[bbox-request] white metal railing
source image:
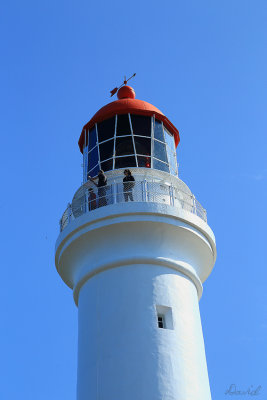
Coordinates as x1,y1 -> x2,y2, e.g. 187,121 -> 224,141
59,180 -> 207,232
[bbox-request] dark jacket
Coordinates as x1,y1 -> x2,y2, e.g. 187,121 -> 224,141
123,175 -> 135,191
98,174 -> 107,187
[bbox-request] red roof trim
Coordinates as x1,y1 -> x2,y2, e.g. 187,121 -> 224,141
78,98 -> 180,153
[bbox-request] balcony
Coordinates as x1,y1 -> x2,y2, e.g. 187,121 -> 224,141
59,178 -> 207,232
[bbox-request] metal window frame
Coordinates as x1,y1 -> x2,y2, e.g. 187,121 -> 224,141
88,144 -> 98,154
153,134 -> 168,164
157,314 -> 165,329
164,126 -> 178,176
83,128 -> 87,183
131,114 -> 152,138
87,146 -> 99,176
112,115 -> 117,169
129,113 -> 138,167
97,117 -> 116,145
153,157 -> 170,173
151,116 -> 154,169
87,128 -> 90,149
98,138 -> 116,164
97,137 -> 116,146
95,123 -> 101,171
100,157 -> 114,171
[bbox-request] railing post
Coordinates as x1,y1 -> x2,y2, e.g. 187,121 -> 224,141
144,179 -> 148,202
192,195 -> 196,215
141,180 -> 145,202
85,189 -> 89,213
67,202 -> 72,224
113,183 -> 117,204
169,184 -> 174,206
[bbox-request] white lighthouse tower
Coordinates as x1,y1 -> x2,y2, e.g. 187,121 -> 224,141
55,83 -> 216,400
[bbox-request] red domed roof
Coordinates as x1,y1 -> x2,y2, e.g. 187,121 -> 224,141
78,87 -> 180,152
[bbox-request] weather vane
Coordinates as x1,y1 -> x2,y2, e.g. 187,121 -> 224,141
110,73 -> 136,97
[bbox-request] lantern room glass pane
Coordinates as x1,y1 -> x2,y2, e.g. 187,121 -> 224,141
97,117 -> 115,143
167,148 -> 177,176
154,120 -> 165,142
137,156 -> 151,168
115,156 -> 136,169
153,140 -> 168,163
115,136 -> 134,156
134,137 -> 151,156
88,147 -> 99,171
153,159 -> 170,173
89,126 -> 97,151
99,139 -> 114,161
101,159 -> 113,172
116,114 -> 131,136
164,128 -> 175,152
131,115 -> 151,137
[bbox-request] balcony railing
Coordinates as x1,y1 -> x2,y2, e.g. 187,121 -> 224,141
60,180 -> 207,232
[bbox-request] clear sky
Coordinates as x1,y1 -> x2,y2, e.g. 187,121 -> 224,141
0,1 -> 266,399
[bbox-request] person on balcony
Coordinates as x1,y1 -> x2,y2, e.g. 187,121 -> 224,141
123,169 -> 135,202
88,170 -> 107,207
88,187 -> 97,210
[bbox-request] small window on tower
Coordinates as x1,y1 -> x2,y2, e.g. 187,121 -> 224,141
158,315 -> 165,329
156,305 -> 173,330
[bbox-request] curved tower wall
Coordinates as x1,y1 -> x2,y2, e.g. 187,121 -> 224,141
56,198 -> 216,400
77,266 -> 209,400
55,85 -> 216,400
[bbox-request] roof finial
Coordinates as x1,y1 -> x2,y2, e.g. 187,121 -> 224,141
110,73 -> 136,97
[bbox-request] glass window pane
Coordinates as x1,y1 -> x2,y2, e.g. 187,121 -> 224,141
153,158 -> 170,173
134,137 -> 151,156
89,126 -> 97,151
116,114 -> 131,136
153,140 -> 168,163
115,136 -> 134,156
115,156 -> 136,169
164,128 -> 175,152
99,139 -> 114,161
88,147 -> 99,171
131,115 -> 151,137
154,120 -> 165,142
166,147 -> 177,175
137,156 -> 151,168
97,117 -> 115,143
101,159 -> 113,172
88,164 -> 100,178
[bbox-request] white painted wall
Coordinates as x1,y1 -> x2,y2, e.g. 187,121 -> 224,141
77,265 -> 211,400
55,192 -> 216,400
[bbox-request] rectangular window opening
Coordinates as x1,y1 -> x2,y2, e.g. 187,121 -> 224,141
158,315 -> 165,329
156,305 -> 174,330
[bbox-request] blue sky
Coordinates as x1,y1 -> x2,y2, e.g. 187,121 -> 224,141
1,1 -> 266,399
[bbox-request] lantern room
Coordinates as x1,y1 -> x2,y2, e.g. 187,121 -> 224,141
78,85 -> 180,182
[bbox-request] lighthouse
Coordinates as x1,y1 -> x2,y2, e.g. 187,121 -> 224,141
55,82 -> 217,400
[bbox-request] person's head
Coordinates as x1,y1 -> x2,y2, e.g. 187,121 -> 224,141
98,169 -> 104,176
124,169 -> 131,176
89,188 -> 93,192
